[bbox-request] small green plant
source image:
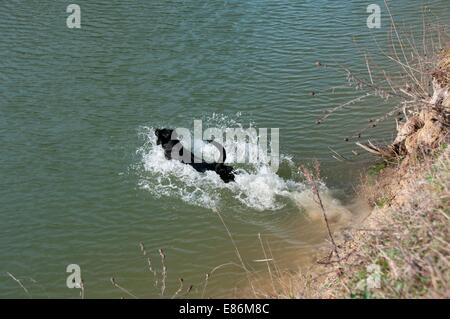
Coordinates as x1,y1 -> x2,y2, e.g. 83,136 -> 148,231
368,162 -> 387,177
375,196 -> 390,208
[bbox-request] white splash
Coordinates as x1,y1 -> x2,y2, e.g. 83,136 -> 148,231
136,115 -> 351,218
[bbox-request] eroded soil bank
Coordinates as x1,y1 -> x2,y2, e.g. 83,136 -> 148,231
301,49 -> 449,299
249,49 -> 450,299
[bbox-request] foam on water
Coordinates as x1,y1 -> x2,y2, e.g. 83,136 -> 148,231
136,115 -> 351,217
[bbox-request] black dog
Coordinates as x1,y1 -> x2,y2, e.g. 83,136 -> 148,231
155,128 -> 235,183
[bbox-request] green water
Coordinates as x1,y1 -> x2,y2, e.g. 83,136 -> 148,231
1,1 -> 449,298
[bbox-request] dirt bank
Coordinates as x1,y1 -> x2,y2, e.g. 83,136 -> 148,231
295,49 -> 450,299
248,49 -> 450,299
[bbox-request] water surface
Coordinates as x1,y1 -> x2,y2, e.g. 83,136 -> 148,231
1,0 -> 449,298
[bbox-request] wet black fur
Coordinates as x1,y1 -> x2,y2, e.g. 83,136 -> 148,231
155,128 -> 235,183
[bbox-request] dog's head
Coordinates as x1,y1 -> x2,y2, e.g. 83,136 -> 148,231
155,128 -> 176,145
215,164 -> 235,183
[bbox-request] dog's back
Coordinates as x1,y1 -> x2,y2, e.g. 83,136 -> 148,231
155,128 -> 235,183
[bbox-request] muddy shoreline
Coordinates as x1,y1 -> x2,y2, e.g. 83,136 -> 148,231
244,49 -> 450,299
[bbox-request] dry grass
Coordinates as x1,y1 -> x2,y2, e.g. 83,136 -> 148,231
335,147 -> 450,298
250,146 -> 449,299
299,162 -> 340,261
